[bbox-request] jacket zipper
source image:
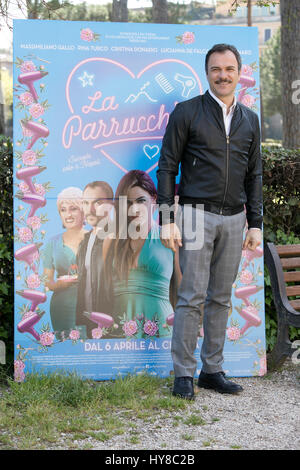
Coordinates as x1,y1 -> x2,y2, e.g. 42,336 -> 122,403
220,135 -> 230,215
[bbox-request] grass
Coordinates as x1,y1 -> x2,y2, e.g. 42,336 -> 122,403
0,370 -> 191,450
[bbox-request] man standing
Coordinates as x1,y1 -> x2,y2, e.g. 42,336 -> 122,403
157,44 -> 262,399
76,181 -> 114,338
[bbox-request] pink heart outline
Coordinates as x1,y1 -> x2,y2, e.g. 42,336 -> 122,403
65,58 -> 203,174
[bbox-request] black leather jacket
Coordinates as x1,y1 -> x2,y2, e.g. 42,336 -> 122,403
157,90 -> 263,229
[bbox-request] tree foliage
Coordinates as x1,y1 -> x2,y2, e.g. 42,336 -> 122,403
260,28 -> 281,118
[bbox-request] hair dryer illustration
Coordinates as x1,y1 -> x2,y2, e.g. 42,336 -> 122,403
21,120 -> 49,150
18,70 -> 48,102
14,243 -> 42,272
242,246 -> 263,269
16,165 -> 46,194
239,306 -> 262,336
15,192 -> 46,218
83,311 -> 114,329
16,289 -> 47,312
17,310 -> 45,341
174,73 -> 196,98
235,285 -> 263,307
238,75 -> 256,101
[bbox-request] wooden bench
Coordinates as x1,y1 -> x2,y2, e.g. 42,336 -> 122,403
264,243 -> 300,369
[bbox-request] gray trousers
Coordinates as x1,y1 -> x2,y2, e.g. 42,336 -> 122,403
172,207 -> 246,376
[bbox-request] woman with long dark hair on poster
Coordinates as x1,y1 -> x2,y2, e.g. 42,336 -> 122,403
103,170 -> 181,338
42,187 -> 87,339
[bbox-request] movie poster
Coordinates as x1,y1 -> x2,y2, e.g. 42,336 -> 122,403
13,20 -> 266,381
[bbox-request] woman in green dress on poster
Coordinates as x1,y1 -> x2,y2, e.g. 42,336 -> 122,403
43,187 -> 87,340
102,170 -> 181,339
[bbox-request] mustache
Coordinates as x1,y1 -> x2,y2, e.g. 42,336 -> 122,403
215,79 -> 232,84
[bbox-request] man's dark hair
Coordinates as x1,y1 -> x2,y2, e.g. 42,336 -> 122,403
83,181 -> 114,200
205,44 -> 242,73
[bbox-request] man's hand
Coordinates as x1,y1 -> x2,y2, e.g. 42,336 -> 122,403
243,228 -> 262,251
160,223 -> 182,253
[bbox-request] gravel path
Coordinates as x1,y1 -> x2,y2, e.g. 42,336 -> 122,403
69,360 -> 300,451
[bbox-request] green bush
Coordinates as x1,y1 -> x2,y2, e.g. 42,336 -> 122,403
0,135 -> 13,370
262,145 -> 300,351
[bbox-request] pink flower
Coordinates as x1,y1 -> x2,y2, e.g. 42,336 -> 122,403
19,92 -> 34,106
240,94 -> 256,108
240,270 -> 254,285
123,320 -> 138,336
29,103 -> 45,119
227,326 -> 241,341
14,360 -> 25,371
19,182 -> 30,193
34,183 -> 46,196
20,61 -> 36,73
69,329 -> 80,341
241,64 -> 253,76
259,355 -> 267,376
182,32 -> 195,45
143,320 -> 158,336
80,28 -> 94,42
22,149 -> 37,166
27,216 -> 42,230
40,332 -> 55,347
92,328 -> 103,339
26,273 -> 41,289
14,369 -> 26,382
18,227 -> 33,243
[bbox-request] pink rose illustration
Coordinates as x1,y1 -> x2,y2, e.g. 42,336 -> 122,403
92,327 -> 103,339
18,227 -> 33,243
26,273 -> 41,289
20,60 -> 36,73
80,28 -> 94,42
241,64 -> 253,76
182,31 -> 195,44
176,31 -> 195,45
246,305 -> 259,316
19,182 -> 30,193
123,320 -> 138,336
22,149 -> 37,166
27,216 -> 42,230
14,360 -> 25,371
240,94 -> 256,108
29,103 -> 45,119
240,270 -> 254,285
23,310 -> 35,320
69,329 -> 80,341
227,326 -> 241,341
14,369 -> 26,382
40,332 -> 55,347
19,92 -> 34,106
143,320 -> 158,336
259,355 -> 267,376
34,183 -> 46,196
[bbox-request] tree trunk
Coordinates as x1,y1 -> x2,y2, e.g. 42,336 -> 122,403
280,0 -> 300,149
26,0 -> 39,19
152,0 -> 168,24
247,0 -> 252,27
111,0 -> 128,22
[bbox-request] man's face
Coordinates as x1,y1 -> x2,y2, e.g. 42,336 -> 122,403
206,50 -> 241,101
82,186 -> 112,228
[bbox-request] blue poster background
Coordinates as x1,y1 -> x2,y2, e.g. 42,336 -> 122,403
13,20 -> 266,381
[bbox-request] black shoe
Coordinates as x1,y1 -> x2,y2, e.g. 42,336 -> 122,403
197,371 -> 243,394
172,377 -> 195,400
